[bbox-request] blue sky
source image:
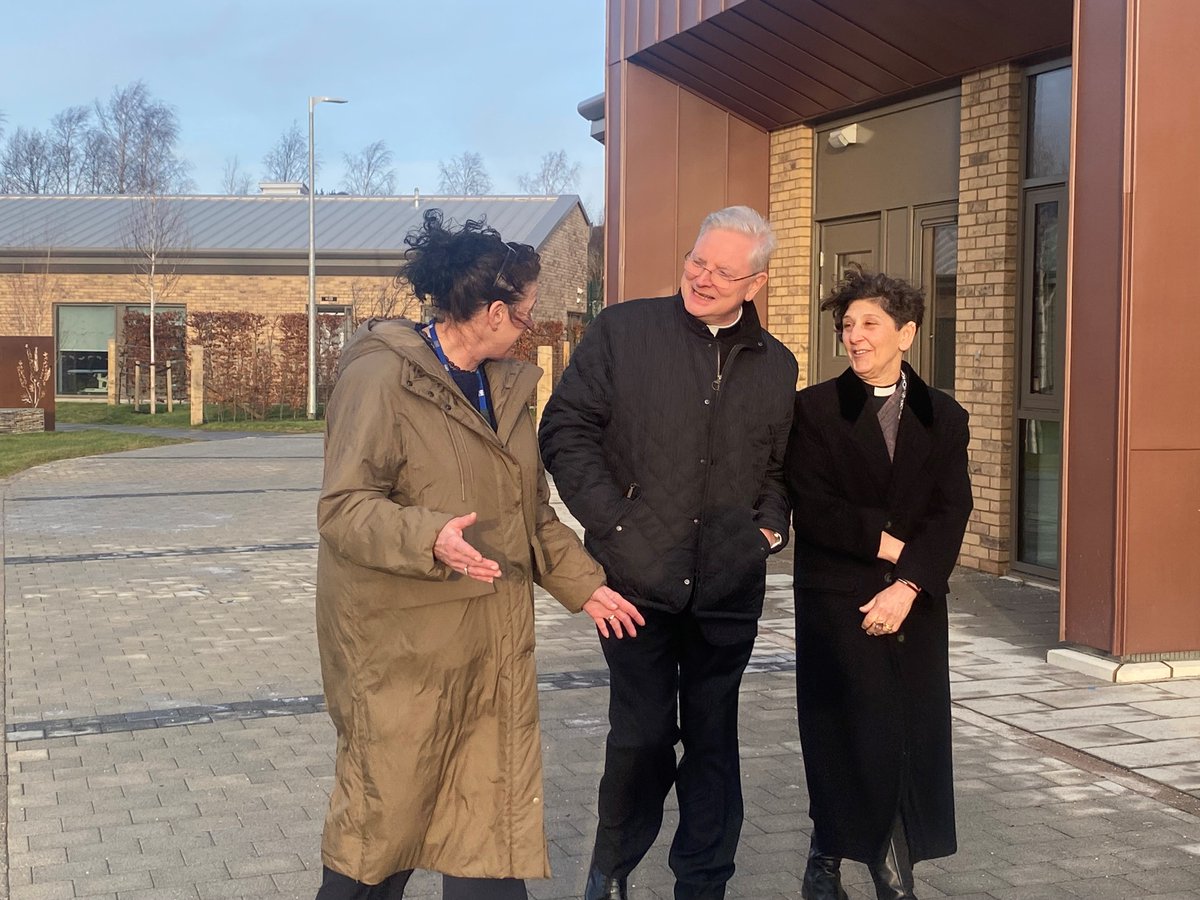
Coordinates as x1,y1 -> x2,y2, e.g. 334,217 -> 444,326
3,0 -> 606,210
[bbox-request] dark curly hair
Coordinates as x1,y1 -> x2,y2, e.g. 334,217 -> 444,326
819,263 -> 925,332
398,208 -> 540,323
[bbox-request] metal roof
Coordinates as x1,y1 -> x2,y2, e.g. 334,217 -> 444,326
0,194 -> 585,258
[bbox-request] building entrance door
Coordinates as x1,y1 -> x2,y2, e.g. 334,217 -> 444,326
814,216 -> 880,384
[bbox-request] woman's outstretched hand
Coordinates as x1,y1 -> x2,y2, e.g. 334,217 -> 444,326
433,512 -> 502,583
583,586 -> 645,638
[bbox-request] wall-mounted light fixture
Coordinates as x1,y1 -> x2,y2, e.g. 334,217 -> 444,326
827,123 -> 863,149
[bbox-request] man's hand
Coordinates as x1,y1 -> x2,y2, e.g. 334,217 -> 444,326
433,512 -> 502,583
583,586 -> 646,638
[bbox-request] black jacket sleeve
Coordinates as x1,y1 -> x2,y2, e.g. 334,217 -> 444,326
752,394 -> 794,548
538,314 -> 625,536
894,406 -> 973,595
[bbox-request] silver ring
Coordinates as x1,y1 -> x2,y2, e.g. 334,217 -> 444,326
463,564 -> 469,576
607,614 -> 617,622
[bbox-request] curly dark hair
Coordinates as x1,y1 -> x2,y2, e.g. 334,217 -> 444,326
819,263 -> 925,332
398,208 -> 541,323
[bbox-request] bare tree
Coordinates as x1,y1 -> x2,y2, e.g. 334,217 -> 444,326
48,106 -> 91,194
262,122 -> 308,183
124,194 -> 191,384
6,243 -> 62,334
349,277 -> 417,321
1,127 -> 53,193
517,149 -> 581,195
80,129 -> 111,194
94,80 -> 190,193
438,151 -> 491,195
342,140 -> 396,195
221,155 -> 254,194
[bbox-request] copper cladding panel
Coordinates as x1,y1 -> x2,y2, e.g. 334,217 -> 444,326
1125,0 -> 1200,451
1061,0 -> 1126,652
1119,0 -> 1200,655
1124,451 -> 1200,654
608,64 -> 769,309
618,0 -> 1071,127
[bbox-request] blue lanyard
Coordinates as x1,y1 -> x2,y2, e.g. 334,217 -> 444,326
427,323 -> 491,423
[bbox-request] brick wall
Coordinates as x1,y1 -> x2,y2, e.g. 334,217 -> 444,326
956,64 -> 1023,573
767,124 -> 814,386
534,204 -> 590,326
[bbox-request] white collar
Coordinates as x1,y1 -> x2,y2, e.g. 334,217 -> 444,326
706,306 -> 744,336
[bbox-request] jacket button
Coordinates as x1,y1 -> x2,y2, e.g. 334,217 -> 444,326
693,518 -> 700,525
885,520 -> 893,530
615,525 -> 623,532
444,404 -> 452,411
683,578 -> 691,585
883,572 -> 893,584
699,458 -> 706,465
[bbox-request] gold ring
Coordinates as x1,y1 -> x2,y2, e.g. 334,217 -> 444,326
463,564 -> 469,575
607,614 -> 617,622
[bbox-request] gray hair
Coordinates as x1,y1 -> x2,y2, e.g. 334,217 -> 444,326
696,206 -> 777,272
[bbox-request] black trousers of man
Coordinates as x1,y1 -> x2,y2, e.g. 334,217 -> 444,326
592,606 -> 756,900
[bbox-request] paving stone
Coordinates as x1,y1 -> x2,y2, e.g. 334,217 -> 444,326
7,434 -> 1200,899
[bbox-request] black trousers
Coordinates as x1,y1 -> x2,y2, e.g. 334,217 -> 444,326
592,607 -> 756,898
316,866 -> 527,900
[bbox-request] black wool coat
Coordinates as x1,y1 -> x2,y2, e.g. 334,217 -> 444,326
784,363 -> 972,864
539,295 -> 797,623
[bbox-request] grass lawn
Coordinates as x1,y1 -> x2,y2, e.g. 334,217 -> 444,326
55,402 -> 326,434
0,430 -> 190,480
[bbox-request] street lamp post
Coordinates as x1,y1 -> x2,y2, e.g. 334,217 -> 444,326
307,95 -> 348,419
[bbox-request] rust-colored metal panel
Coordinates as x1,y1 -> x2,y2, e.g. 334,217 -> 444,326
687,20 -> 856,111
637,0 -> 660,53
619,0 -> 1071,126
1060,0 -> 1126,653
605,63 -> 624,305
1123,450 -> 1200,655
725,117 -> 771,320
647,40 -> 807,124
608,0 -> 624,66
716,13 -> 880,106
1125,0 -> 1200,451
677,90 -> 731,263
0,336 -> 57,431
620,64 -> 682,300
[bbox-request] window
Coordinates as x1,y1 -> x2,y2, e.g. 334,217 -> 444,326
57,305 -> 115,395
1014,63 -> 1070,575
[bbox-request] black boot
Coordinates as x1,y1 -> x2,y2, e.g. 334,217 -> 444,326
868,816 -> 917,900
584,864 -> 628,900
801,841 -> 848,900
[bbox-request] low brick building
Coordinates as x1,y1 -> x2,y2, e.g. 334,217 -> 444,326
0,193 -> 590,397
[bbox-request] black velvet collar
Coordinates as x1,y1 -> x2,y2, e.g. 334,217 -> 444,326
836,361 -> 934,427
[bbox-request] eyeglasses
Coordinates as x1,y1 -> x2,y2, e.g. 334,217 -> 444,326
682,251 -> 762,291
494,242 -> 519,290
507,304 -> 535,331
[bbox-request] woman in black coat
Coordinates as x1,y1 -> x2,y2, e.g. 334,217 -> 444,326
784,266 -> 972,900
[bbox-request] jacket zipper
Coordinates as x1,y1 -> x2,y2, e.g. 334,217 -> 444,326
692,342 -> 746,599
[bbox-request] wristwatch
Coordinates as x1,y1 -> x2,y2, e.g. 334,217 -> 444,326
768,530 -> 783,550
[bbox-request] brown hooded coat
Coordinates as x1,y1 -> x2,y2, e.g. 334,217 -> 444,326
316,319 -> 605,883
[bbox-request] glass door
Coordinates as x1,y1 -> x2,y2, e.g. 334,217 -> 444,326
814,216 -> 880,384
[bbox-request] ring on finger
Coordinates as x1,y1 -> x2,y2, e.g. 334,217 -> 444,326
607,614 -> 617,622
464,564 -> 469,576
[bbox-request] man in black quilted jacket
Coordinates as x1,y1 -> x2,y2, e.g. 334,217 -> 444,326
539,206 -> 798,900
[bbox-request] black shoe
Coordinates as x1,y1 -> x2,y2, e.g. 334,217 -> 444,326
868,817 -> 917,900
584,864 -> 628,900
801,843 -> 848,900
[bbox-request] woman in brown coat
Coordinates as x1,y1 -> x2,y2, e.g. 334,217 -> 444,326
315,210 -> 643,900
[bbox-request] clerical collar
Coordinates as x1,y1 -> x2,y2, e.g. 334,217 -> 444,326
873,381 -> 899,397
706,306 -> 744,336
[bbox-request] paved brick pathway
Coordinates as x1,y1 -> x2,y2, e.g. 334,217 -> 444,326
2,435 -> 1198,898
